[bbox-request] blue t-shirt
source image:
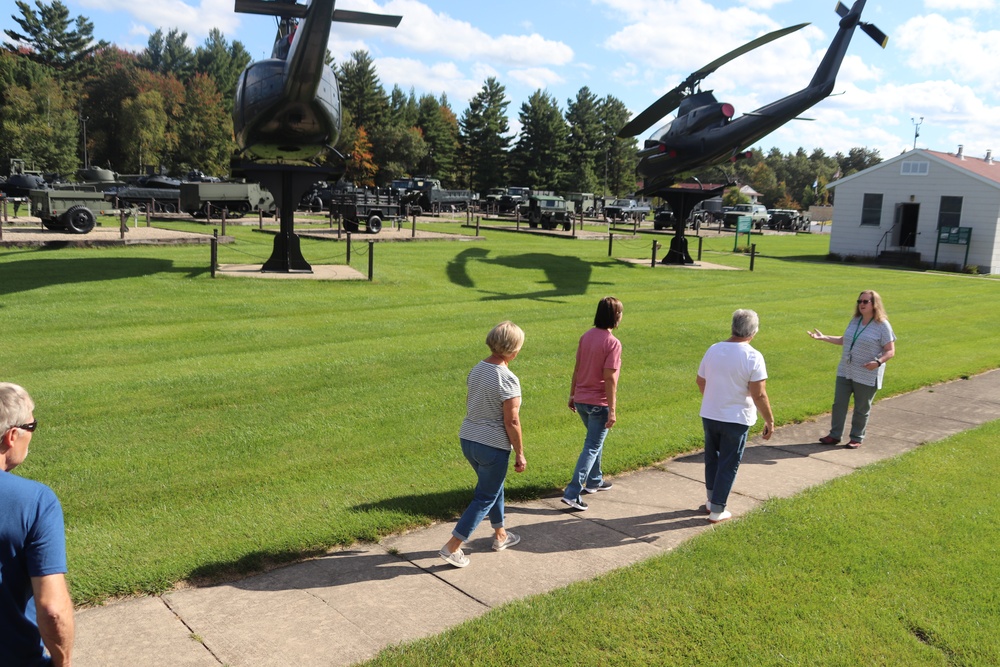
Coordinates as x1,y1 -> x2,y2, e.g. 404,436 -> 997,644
0,470 -> 67,666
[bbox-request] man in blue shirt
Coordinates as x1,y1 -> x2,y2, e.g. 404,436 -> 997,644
1,383 -> 74,666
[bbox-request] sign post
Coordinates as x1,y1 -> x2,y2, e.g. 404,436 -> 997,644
933,226 -> 972,270
734,216 -> 752,251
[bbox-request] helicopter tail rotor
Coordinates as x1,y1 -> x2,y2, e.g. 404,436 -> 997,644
835,1 -> 888,48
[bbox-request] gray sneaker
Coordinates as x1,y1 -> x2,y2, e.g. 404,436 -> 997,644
583,481 -> 613,494
561,496 -> 589,511
439,547 -> 470,568
492,532 -> 521,551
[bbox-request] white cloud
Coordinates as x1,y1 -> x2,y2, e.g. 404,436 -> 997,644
376,0 -> 573,67
507,67 -> 564,91
77,0 -> 240,40
895,14 -> 1000,86
375,56 -> 483,105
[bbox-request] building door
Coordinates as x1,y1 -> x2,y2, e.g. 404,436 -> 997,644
894,203 -> 919,248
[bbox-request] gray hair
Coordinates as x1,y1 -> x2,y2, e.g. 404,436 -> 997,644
731,309 -> 759,338
0,383 -> 34,432
486,321 -> 525,357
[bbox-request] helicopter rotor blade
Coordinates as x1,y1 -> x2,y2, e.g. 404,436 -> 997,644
332,9 -> 402,27
617,88 -> 684,138
617,22 -> 808,138
860,22 -> 888,48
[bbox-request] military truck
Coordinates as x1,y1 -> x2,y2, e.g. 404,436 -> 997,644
564,192 -> 597,217
498,186 -> 530,214
401,176 -> 472,214
766,208 -> 810,231
604,198 -> 650,222
723,203 -> 769,229
524,194 -> 570,230
180,182 -> 275,218
28,186 -> 117,234
484,187 -> 507,211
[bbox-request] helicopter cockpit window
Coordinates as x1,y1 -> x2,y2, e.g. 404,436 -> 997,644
649,120 -> 674,140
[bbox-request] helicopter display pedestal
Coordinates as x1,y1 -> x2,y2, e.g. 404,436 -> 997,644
650,182 -> 729,265
232,161 -> 342,273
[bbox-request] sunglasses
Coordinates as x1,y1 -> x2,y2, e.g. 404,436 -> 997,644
857,299 -> 872,305
12,420 -> 38,432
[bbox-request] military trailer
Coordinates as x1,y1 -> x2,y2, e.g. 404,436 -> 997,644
28,186 -> 117,234
524,194 -> 570,230
180,182 -> 275,218
329,188 -> 402,233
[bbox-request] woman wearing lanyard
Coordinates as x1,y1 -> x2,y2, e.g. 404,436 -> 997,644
808,290 -> 896,448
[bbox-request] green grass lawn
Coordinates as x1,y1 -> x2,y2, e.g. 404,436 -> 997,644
1,223 -> 997,603
363,420 -> 1000,666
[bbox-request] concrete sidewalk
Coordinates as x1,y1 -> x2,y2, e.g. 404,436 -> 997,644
73,370 -> 1000,666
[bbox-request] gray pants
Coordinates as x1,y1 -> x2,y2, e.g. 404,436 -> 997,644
830,375 -> 879,442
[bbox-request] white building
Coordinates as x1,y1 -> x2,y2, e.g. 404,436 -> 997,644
827,147 -> 999,274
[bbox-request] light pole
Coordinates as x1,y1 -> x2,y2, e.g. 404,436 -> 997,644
911,116 -> 923,150
80,113 -> 90,168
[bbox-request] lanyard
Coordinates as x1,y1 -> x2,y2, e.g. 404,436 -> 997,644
849,318 -> 871,352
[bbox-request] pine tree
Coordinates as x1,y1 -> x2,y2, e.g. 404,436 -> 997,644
415,94 -> 457,182
194,29 -> 250,113
138,28 -> 195,81
459,77 -> 510,193
564,86 -> 602,193
510,89 -> 568,190
4,0 -> 108,78
597,95 -> 637,197
338,50 -> 389,133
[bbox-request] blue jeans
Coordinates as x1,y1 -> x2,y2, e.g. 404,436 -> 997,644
563,403 -> 609,501
452,438 -> 510,542
830,375 -> 879,442
702,417 -> 750,512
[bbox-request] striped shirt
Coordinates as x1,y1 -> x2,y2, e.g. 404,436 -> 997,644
458,360 -> 521,451
836,318 -> 896,388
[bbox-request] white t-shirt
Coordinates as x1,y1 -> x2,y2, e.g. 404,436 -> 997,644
698,341 -> 768,426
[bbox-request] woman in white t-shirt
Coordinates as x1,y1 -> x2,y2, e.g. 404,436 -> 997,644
697,309 -> 775,524
440,321 -> 527,568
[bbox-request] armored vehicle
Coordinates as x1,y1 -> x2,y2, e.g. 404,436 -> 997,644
525,194 -> 570,230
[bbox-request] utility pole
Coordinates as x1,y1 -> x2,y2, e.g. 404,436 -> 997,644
911,116 -> 923,150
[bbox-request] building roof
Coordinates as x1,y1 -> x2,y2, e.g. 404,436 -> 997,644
829,147 -> 1000,190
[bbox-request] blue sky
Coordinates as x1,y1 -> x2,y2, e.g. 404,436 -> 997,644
8,0 -> 999,161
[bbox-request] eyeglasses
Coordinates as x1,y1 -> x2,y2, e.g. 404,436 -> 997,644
12,420 -> 38,432
857,299 -> 872,305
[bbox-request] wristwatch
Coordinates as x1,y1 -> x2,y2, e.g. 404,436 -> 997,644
876,358 -> 883,367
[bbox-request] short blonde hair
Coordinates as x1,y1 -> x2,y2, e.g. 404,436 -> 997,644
486,321 -> 525,357
0,383 -> 34,432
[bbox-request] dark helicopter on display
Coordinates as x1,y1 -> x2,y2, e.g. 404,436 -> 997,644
617,0 -> 886,264
619,0 -> 887,196
231,0 -> 401,272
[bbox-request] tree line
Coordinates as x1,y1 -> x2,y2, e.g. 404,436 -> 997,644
2,0 -> 880,205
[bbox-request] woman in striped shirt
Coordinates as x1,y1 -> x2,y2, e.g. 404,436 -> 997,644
440,321 -> 527,568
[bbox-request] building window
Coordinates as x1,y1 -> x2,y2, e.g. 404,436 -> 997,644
861,193 -> 883,226
937,196 -> 962,229
901,161 -> 929,176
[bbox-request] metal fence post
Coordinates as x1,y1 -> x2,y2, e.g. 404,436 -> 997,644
346,231 -> 352,264
368,241 -> 374,281
651,239 -> 658,267
750,243 -> 757,271
211,229 -> 218,278
475,216 -> 480,235
608,233 -> 613,257
221,207 -> 227,237
698,236 -> 704,261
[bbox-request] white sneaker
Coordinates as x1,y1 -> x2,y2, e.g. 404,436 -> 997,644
708,509 -> 732,524
439,547 -> 470,568
492,532 -> 521,551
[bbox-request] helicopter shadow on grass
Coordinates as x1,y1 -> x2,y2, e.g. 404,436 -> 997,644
0,252 -> 207,300
446,247 -> 621,303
